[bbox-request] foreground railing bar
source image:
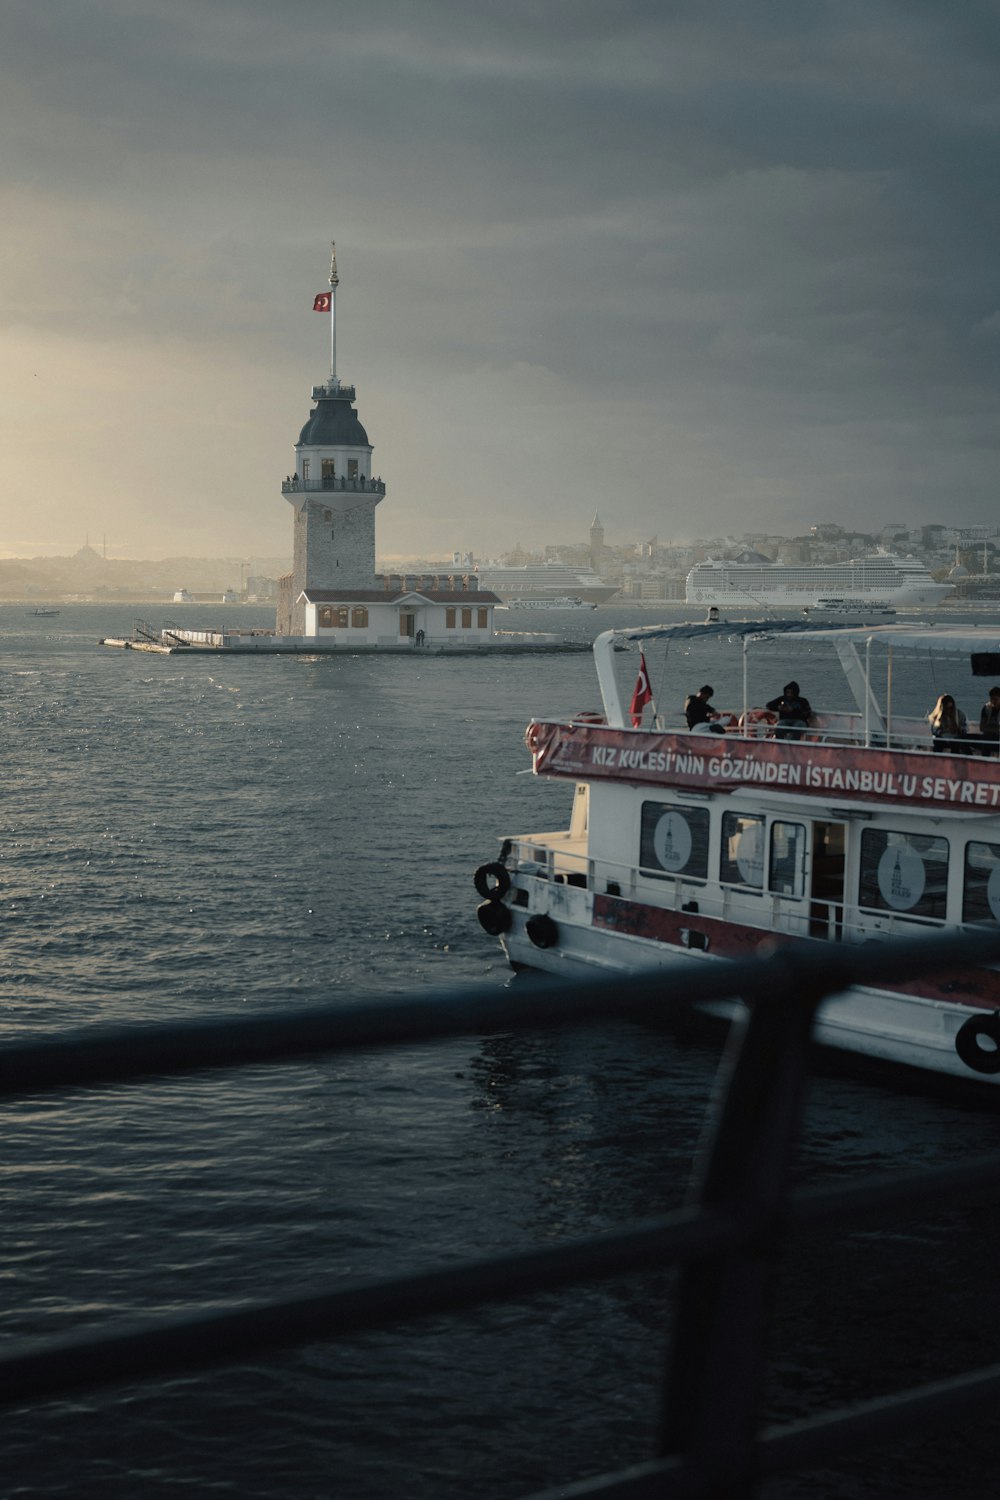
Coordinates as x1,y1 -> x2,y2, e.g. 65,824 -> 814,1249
0,1206 -> 743,1407
2,1146 -> 1000,1409
520,1363 -> 1000,1500
520,1354 -> 1000,1498
3,927 -> 999,1096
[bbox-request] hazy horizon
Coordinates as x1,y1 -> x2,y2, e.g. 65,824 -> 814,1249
3,3 -> 998,561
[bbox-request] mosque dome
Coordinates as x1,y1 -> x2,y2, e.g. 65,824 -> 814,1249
298,395 -> 370,448
949,563 -> 969,578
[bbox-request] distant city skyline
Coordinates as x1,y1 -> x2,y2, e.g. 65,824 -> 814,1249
3,5 -> 999,560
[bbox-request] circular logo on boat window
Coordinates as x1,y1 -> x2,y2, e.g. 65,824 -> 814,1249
987,865 -> 1000,922
876,844 -> 925,910
735,823 -> 765,886
653,811 -> 692,872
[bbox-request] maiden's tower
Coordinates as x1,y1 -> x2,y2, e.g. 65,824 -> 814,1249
275,245 -> 499,646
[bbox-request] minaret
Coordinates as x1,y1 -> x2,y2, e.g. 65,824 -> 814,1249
276,244 -> 386,635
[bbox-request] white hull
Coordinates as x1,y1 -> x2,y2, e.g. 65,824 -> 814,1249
686,556 -> 952,610
500,900 -> 991,1084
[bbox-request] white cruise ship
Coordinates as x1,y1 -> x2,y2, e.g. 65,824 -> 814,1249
473,562 -> 619,604
685,552 -> 952,611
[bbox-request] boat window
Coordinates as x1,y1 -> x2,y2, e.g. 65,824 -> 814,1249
720,812 -> 766,890
858,829 -> 949,921
769,821 -> 806,899
639,803 -> 710,882
962,841 -> 1000,924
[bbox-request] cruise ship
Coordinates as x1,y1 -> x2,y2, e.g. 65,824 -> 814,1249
473,562 -> 619,605
685,552 -> 952,611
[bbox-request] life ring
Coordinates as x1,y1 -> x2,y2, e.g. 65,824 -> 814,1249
474,862 -> 511,901
526,913 -> 559,949
955,1013 -> 1000,1074
477,900 -> 512,936
738,708 -> 778,737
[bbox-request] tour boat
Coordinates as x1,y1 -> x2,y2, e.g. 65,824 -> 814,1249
473,621 -> 1000,1084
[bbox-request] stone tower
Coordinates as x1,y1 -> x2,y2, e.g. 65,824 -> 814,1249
276,244 -> 386,636
589,512 -> 605,574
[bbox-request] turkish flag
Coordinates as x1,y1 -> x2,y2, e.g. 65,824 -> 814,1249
629,652 -> 653,727
313,293 -> 332,311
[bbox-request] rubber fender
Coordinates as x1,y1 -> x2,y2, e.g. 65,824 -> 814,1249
474,862 -> 511,901
526,913 -> 559,949
955,1013 -> 1000,1075
477,900 -> 512,936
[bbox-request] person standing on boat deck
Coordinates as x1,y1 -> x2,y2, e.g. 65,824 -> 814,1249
928,694 -> 968,753
978,687 -> 1000,756
766,681 -> 812,740
685,685 -> 724,733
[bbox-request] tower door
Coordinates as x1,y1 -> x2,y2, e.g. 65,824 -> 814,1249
399,613 -> 415,638
810,821 -> 846,939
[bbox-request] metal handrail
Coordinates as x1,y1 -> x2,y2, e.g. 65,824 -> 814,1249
4,927 -> 1000,1497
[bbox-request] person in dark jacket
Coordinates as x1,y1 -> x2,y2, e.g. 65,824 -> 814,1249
978,687 -> 1000,756
766,681 -> 812,740
684,684 -> 724,732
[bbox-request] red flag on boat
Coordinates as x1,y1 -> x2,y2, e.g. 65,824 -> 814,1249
629,652 -> 653,727
313,292 -> 332,312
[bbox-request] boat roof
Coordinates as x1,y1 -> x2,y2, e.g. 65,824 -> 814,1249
615,621 -> 1000,659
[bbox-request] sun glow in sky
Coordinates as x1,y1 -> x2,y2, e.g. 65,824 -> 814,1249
3,1 -> 999,560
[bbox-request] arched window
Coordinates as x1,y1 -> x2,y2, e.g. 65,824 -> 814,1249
318,606 -> 334,628
335,607 -> 350,628
351,607 -> 368,628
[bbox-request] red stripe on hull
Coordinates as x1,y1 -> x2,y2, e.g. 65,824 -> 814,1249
591,893 -> 1000,1011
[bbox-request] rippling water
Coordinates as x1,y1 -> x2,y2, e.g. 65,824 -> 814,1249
2,602 -> 1000,1498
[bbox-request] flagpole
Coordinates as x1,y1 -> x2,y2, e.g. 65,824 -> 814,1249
328,242 -> 339,387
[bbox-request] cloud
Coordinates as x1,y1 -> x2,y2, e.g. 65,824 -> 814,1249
1,0 -> 999,556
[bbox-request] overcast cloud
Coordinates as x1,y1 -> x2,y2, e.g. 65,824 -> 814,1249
2,0 -> 998,559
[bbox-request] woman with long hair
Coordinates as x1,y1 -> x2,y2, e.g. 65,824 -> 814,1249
928,693 -> 968,753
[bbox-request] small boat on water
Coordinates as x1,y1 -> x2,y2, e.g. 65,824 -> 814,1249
497,597 -> 598,611
26,608 -> 60,617
473,619 -> 1000,1085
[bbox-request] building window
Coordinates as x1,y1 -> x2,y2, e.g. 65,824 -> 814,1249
321,460 -> 336,484
446,608 -> 456,628
477,608 -> 488,629
351,607 -> 368,628
461,608 -> 472,628
348,459 -> 359,479
720,812 -> 765,889
859,829 -> 949,921
639,802 -> 709,881
318,606 -> 334,628
302,459 -> 310,479
323,509 -> 332,522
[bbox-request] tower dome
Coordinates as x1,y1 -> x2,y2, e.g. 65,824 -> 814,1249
298,394 -> 369,447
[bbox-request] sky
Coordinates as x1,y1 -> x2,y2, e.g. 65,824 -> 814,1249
2,0 -> 999,562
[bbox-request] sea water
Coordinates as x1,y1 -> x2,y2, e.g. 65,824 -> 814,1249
2,602 -> 999,1498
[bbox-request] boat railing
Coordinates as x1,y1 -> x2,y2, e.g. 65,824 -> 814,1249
4,930 -> 1000,1495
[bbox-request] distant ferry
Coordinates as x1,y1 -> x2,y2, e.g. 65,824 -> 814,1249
498,597 -> 598,611
474,562 -> 619,605
686,553 -> 952,611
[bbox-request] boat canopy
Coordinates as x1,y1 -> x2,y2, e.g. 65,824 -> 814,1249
595,621 -> 1000,730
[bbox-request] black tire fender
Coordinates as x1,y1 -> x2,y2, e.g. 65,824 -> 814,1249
477,900 -> 512,936
526,913 -> 559,949
474,862 -> 511,901
955,1012 -> 1000,1075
